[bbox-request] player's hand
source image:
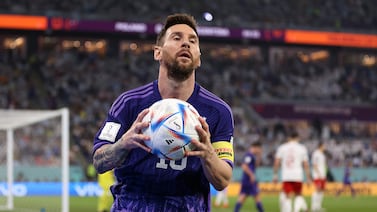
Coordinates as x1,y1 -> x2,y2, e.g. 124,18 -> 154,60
249,175 -> 256,184
306,177 -> 312,186
117,109 -> 151,152
272,174 -> 279,184
185,116 -> 216,161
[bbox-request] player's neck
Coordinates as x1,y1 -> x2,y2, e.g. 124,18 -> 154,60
158,72 -> 195,101
288,139 -> 299,143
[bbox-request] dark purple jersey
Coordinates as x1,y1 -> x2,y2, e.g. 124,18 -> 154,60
93,80 -> 234,211
343,166 -> 352,184
239,152 -> 260,196
241,152 -> 257,185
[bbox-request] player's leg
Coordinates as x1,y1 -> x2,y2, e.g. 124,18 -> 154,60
279,192 -> 287,211
252,182 -> 264,212
292,182 -> 307,212
336,184 -> 344,196
253,194 -> 264,212
215,189 -> 229,208
348,184 -> 356,197
281,182 -> 293,212
311,189 -> 319,211
317,180 -> 326,211
234,193 -> 247,212
311,179 -> 322,211
282,192 -> 292,212
293,195 -> 308,212
214,190 -> 223,207
98,172 -> 115,212
222,189 -> 229,208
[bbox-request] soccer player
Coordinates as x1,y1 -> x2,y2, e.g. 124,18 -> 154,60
97,170 -> 115,212
273,128 -> 311,212
214,187 -> 229,208
336,161 -> 356,197
311,142 -> 326,212
92,13 -> 234,211
234,141 -> 264,212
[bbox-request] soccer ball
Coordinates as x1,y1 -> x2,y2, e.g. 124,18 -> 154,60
142,98 -> 201,160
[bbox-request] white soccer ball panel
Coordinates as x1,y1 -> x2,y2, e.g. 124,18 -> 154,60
141,98 -> 201,160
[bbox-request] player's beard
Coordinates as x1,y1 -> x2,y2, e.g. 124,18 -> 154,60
164,54 -> 196,82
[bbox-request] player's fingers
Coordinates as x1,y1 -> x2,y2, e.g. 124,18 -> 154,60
185,148 -> 203,157
134,121 -> 150,133
133,140 -> 151,153
189,138 -> 204,150
195,125 -> 211,145
133,133 -> 150,141
198,116 -> 210,133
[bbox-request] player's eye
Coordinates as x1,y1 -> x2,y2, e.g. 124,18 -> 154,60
189,39 -> 197,44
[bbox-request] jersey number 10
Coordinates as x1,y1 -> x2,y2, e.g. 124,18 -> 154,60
156,158 -> 187,170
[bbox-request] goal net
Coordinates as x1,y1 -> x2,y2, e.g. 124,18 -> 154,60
0,108 -> 69,212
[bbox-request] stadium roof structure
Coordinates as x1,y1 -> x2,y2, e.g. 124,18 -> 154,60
0,109 -> 64,130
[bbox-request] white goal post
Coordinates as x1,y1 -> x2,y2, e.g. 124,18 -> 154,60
0,108 -> 69,212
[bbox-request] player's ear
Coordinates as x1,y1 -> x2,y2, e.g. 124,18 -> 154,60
154,45 -> 162,61
196,51 -> 201,69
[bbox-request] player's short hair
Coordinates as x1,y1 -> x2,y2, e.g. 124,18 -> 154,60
286,126 -> 299,139
251,141 -> 262,148
156,13 -> 198,46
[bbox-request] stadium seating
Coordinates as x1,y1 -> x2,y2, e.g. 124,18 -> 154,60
1,1 -> 377,181
0,0 -> 376,31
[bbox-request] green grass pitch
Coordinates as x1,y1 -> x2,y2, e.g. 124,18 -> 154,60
1,195 -> 376,211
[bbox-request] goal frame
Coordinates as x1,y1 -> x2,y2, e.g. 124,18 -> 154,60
0,108 -> 69,212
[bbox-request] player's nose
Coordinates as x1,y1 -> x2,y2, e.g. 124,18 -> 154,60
181,39 -> 190,49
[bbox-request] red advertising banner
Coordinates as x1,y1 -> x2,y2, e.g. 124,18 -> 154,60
0,14 -> 47,30
285,29 -> 377,49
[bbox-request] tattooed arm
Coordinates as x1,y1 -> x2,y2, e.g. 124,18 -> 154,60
93,109 -> 151,174
93,142 -> 130,174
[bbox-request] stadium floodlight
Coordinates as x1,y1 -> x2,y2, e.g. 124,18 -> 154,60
203,12 -> 213,22
0,108 -> 69,212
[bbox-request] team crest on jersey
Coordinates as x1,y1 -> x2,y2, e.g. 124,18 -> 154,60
99,122 -> 121,142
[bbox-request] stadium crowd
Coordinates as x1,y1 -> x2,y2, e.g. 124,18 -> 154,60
1,41 -> 377,181
0,0 -> 376,32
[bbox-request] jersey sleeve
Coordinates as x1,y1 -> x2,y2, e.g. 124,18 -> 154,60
311,151 -> 318,165
275,146 -> 283,159
210,103 -> 234,167
92,112 -> 127,155
92,94 -> 133,155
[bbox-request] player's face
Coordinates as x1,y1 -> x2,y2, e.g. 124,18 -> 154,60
251,146 -> 262,155
156,24 -> 201,81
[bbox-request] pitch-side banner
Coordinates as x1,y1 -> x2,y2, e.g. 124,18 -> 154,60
0,182 -> 377,197
0,182 -> 102,197
228,182 -> 377,196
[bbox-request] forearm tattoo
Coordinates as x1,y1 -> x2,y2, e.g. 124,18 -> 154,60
93,142 -> 129,173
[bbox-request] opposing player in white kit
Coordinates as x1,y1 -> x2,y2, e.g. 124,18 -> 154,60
311,142 -> 326,212
273,129 -> 311,212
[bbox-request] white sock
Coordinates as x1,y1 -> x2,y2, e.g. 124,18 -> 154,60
318,192 -> 324,209
311,191 -> 319,211
279,192 -> 291,212
279,192 -> 285,210
294,196 -> 307,212
215,191 -> 224,205
284,198 -> 292,212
